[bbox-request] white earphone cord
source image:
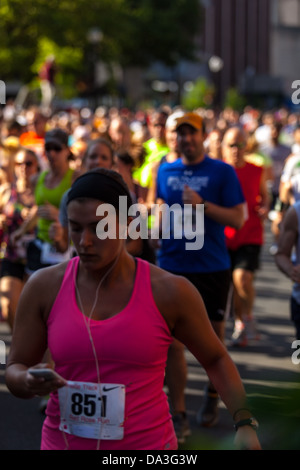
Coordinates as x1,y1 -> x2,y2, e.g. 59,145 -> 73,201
61,252 -> 121,450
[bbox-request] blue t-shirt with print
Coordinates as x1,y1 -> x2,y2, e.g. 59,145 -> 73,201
156,156 -> 245,273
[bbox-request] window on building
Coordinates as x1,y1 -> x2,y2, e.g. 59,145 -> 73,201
279,0 -> 300,27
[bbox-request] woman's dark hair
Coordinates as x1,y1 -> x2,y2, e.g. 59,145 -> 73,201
67,167 -> 133,210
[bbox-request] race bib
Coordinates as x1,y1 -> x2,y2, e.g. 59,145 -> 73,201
58,381 -> 125,440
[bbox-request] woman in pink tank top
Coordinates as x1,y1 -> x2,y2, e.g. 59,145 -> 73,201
5,168 -> 261,451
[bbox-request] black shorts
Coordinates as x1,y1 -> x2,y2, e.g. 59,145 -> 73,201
170,269 -> 232,322
228,244 -> 261,272
0,259 -> 26,281
291,297 -> 300,340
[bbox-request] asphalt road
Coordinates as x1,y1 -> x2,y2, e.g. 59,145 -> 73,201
0,222 -> 299,450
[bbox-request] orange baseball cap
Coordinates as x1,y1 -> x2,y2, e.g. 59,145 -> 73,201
176,112 -> 203,131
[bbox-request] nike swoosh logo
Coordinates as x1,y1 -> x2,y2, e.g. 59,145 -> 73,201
102,386 -> 119,392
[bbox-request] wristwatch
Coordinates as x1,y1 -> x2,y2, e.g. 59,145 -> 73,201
234,417 -> 259,432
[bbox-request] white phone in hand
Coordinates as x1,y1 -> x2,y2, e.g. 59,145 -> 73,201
28,368 -> 63,381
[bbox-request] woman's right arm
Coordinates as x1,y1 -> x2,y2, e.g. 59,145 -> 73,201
5,267 -> 66,398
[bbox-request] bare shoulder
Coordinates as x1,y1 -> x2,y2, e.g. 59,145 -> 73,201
149,263 -> 191,294
27,261 -> 68,286
22,261 -> 70,321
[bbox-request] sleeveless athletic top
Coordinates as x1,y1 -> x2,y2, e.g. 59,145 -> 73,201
225,162 -> 264,250
34,168 -> 73,242
41,257 -> 177,450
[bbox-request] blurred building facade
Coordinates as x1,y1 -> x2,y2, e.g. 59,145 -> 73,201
200,0 -> 271,105
193,0 -> 300,108
121,0 -> 300,109
271,0 -> 300,99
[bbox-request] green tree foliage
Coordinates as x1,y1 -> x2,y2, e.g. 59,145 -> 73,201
0,0 -> 201,94
122,0 -> 201,66
224,87 -> 247,112
182,78 -> 215,110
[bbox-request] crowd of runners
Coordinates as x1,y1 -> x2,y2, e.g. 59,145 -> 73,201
1,99 -> 300,450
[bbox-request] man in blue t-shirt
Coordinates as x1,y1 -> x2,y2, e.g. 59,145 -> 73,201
156,112 -> 245,442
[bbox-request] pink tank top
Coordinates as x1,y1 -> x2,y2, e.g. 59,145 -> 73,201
41,257 -> 177,450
